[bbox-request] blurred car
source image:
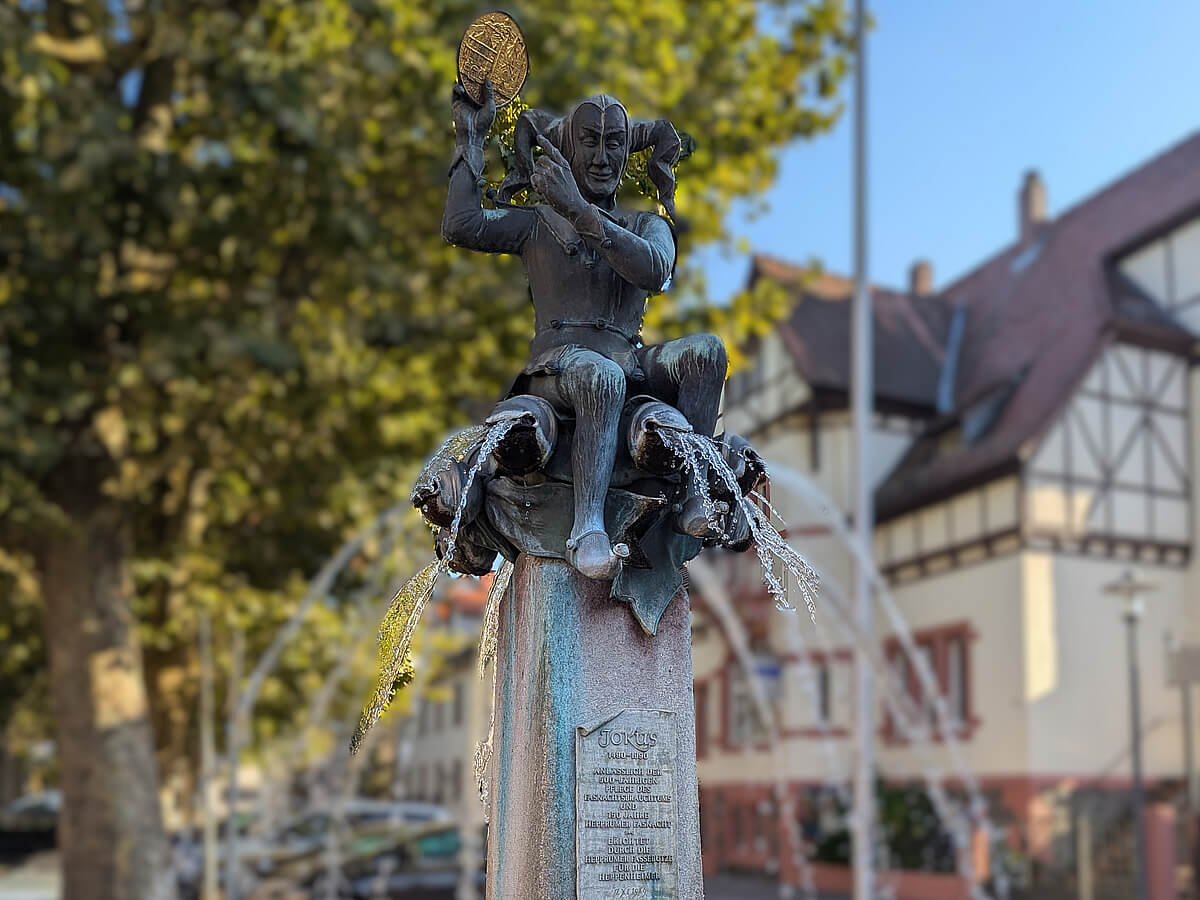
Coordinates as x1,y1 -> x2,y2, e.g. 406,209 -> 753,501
291,822 -> 486,899
176,800 -> 450,898
0,791 -> 60,859
241,801 -> 450,875
339,799 -> 450,830
173,810 -> 259,900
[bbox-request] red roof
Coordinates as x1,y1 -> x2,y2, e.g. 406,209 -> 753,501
749,258 -> 951,414
435,570 -> 493,620
750,130 -> 1200,521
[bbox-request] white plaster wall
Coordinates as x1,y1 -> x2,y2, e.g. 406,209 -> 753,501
1024,553 -> 1194,780
690,613 -> 728,683
1189,367 -> 1200,648
404,664 -> 486,813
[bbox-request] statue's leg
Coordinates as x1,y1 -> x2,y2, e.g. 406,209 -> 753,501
639,333 -> 728,437
640,335 -> 730,539
538,348 -> 626,580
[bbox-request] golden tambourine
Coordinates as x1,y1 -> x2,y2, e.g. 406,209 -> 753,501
457,11 -> 529,108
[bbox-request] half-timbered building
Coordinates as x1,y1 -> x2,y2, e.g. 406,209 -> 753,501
694,131 -> 1200,879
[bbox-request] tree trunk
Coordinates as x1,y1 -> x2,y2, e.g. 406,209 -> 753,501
35,503 -> 178,900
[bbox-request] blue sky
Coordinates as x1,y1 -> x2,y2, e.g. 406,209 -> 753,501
701,0 -> 1200,300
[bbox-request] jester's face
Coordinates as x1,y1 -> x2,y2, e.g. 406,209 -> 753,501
567,97 -> 630,204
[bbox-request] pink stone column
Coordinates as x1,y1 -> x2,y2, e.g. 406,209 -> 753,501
485,555 -> 702,899
1144,802 -> 1177,900
961,826 -> 989,886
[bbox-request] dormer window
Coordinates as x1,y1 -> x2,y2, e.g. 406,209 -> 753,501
1118,215 -> 1200,332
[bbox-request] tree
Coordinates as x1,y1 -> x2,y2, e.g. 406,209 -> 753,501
0,0 -> 851,895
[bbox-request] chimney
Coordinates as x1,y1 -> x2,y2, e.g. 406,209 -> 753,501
1019,170 -> 1047,243
909,259 -> 933,296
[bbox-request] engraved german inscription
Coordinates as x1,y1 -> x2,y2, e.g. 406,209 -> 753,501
576,708 -> 677,899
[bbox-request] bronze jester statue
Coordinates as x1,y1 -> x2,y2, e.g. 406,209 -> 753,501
415,78 -> 766,633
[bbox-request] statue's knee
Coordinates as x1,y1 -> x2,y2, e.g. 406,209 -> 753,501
693,333 -> 727,375
568,353 -> 625,402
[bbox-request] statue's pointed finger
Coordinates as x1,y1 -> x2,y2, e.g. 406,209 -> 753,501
536,134 -> 569,168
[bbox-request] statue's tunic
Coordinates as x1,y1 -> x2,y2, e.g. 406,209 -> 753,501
442,160 -> 677,393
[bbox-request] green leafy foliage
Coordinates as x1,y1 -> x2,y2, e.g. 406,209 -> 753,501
0,550 -> 43,732
811,777 -> 960,872
0,0 -> 851,766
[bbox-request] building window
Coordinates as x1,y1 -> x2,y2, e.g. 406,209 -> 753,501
711,792 -> 725,854
453,682 -> 464,727
450,758 -> 462,803
886,652 -> 911,735
433,699 -> 444,732
816,662 -> 831,724
727,666 -> 773,748
432,763 -> 443,804
917,639 -> 937,727
695,682 -> 709,758
884,624 -> 975,741
946,635 -> 967,726
419,701 -> 430,735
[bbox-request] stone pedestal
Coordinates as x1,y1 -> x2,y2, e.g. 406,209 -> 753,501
1144,802 -> 1177,900
486,555 -> 702,899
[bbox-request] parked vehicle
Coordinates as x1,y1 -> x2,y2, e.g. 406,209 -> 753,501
175,800 -> 451,898
294,822 -> 486,900
0,791 -> 60,859
339,799 -> 450,830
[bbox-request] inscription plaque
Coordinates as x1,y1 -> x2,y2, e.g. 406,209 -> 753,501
576,708 -> 678,899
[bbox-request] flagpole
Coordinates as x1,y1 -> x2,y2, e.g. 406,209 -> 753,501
850,1 -> 875,898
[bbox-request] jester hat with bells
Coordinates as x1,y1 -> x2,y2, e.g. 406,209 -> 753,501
498,95 -> 683,225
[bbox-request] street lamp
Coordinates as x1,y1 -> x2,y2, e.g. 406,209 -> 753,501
1102,569 -> 1156,900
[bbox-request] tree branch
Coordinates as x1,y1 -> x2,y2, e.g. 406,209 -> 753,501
134,54 -> 175,152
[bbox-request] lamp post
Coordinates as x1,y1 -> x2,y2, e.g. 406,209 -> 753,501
1102,570 -> 1155,900
1166,631 -> 1200,897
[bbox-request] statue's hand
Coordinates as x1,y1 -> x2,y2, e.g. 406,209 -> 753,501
531,135 -> 587,218
452,79 -> 496,143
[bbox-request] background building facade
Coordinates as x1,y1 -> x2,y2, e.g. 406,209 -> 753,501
695,132 -> 1200,886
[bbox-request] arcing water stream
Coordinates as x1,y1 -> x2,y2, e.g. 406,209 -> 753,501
687,555 -> 844,900
663,430 -> 821,622
473,558 -> 513,811
691,460 -> 1011,899
351,419 -> 519,754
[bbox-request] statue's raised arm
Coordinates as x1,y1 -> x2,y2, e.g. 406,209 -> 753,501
441,80 -> 537,254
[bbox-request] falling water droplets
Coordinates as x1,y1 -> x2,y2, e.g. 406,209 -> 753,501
659,430 -> 820,621
473,559 -> 513,814
355,420 -> 518,753
351,561 -> 442,754
446,418 -> 518,554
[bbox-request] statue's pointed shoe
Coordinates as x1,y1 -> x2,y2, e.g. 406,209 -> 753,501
565,529 -> 629,581
675,495 -> 725,541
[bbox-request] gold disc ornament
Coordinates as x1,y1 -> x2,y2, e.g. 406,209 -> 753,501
457,11 -> 529,108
